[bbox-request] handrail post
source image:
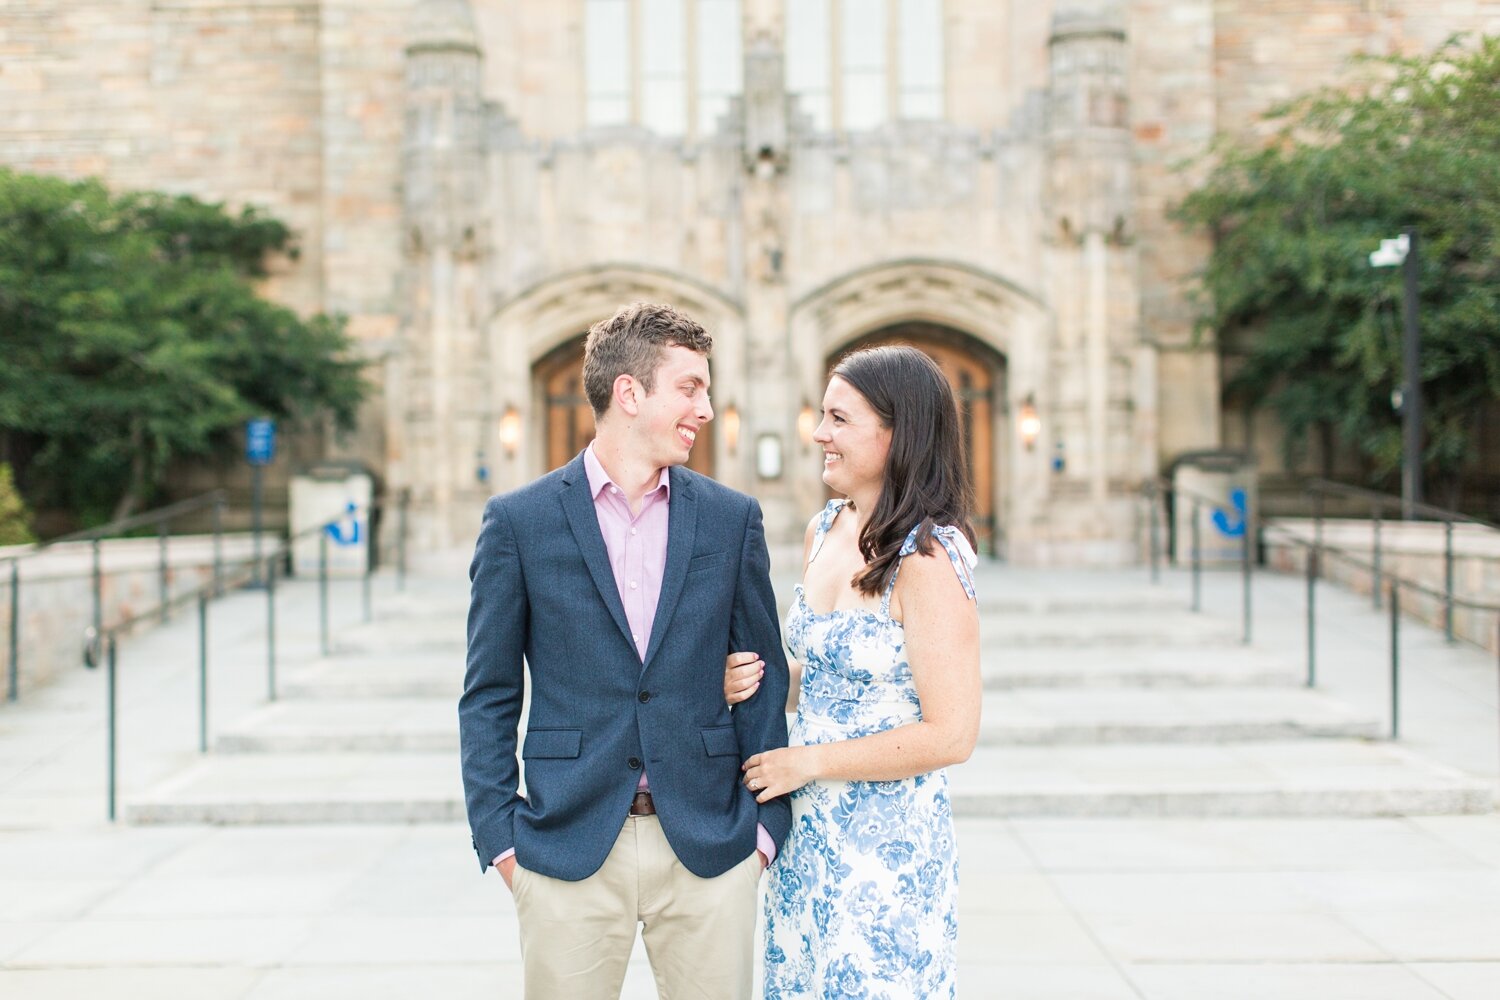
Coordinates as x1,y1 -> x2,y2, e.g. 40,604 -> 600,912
90,538 -> 103,669
1149,483 -> 1161,584
7,560 -> 18,702
1389,582 -> 1401,740
1190,498 -> 1202,613
266,551 -> 278,702
106,634 -> 118,822
319,528 -> 330,656
1443,519 -> 1455,643
1306,543 -> 1317,688
158,516 -> 170,624
363,506 -> 373,624
1371,506 -> 1383,610
397,489 -> 409,593
198,592 -> 209,753
212,494 -> 225,598
1241,499 -> 1253,645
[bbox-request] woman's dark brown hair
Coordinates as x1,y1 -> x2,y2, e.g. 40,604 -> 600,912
831,344 -> 976,597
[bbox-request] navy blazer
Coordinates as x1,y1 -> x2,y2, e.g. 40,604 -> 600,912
460,453 -> 792,880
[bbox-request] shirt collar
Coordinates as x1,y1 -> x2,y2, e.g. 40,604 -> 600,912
584,443 -> 671,501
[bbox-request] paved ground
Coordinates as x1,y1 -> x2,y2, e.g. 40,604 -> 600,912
2,550 -> 1498,999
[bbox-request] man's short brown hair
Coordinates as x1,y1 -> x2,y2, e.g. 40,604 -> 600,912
581,302 -> 713,418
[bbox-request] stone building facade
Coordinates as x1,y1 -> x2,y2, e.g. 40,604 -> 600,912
4,0 -> 1495,559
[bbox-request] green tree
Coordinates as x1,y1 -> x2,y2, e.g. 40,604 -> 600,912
0,462 -> 35,546
0,170 -> 367,523
1175,36 -> 1500,500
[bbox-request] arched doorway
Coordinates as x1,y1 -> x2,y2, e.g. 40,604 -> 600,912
831,324 -> 1004,550
534,336 -> 715,476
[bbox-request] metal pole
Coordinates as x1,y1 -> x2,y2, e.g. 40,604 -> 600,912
90,538 -> 103,668
1241,503 -> 1252,645
251,463 -> 265,587
1400,227 -> 1423,518
1191,499 -> 1202,613
158,516 -> 170,624
212,495 -> 225,598
106,634 -> 117,822
1372,507 -> 1383,610
363,538 -> 373,624
1389,583 -> 1401,740
397,489 -> 409,593
7,561 -> 18,702
1149,485 -> 1161,584
1443,519 -> 1455,643
266,553 -> 278,702
1306,545 -> 1317,688
198,592 -> 209,753
319,528 -> 330,656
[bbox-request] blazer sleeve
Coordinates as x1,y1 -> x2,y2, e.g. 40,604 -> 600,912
459,496 -> 528,871
728,497 -> 793,850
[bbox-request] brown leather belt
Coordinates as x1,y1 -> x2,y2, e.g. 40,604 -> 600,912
629,791 -> 656,816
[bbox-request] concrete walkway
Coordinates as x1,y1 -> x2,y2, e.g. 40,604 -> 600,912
1,553 -> 1498,999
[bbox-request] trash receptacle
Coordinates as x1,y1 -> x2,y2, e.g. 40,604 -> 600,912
1168,451 -> 1255,567
289,462 -> 372,578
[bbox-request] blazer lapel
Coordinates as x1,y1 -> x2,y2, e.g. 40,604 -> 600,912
641,467 -> 697,671
559,455 -> 636,652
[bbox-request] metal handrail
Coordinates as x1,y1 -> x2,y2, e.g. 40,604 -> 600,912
88,493 -> 410,821
1306,477 -> 1500,531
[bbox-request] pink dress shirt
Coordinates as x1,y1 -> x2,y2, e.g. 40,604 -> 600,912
495,445 -> 774,868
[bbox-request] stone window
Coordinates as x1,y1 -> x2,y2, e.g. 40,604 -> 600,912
786,0 -> 945,132
584,0 -> 744,137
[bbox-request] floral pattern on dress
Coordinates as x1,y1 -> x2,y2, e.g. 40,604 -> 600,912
763,500 -> 976,1000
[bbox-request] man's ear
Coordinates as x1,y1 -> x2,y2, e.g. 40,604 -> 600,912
612,374 -> 640,417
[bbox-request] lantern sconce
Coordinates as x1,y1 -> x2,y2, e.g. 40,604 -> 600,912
723,404 -> 741,455
1018,395 -> 1041,452
497,406 -> 522,458
797,401 -> 817,449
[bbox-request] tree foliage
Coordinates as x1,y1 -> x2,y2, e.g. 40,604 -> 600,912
0,170 -> 368,524
0,462 -> 34,546
1175,36 -> 1500,494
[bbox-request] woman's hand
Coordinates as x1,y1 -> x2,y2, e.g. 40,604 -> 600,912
724,650 -> 764,706
742,747 -> 819,803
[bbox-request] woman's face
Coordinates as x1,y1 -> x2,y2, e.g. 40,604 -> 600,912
813,375 -> 892,499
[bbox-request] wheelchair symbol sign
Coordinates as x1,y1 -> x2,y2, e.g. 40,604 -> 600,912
324,501 -> 362,546
1211,488 -> 1248,539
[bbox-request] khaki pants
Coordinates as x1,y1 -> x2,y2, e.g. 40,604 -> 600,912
511,815 -> 761,1000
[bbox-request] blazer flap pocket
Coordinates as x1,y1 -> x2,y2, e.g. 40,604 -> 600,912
687,551 -> 730,573
700,725 -> 739,757
521,729 -> 582,759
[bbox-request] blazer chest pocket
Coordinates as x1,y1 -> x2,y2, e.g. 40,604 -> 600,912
700,726 -> 738,757
522,729 -> 582,759
687,551 -> 730,574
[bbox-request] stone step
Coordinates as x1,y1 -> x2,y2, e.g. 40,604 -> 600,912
979,611 -> 1240,647
124,741 -> 1492,826
215,686 -> 1379,754
977,689 -> 1380,744
277,655 -> 460,700
949,742 -> 1493,818
981,645 -> 1301,689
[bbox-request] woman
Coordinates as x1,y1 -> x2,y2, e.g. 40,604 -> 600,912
727,345 -> 981,999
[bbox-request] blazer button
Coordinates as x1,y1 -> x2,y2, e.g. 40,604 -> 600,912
638,691 -> 651,703
628,757 -> 642,770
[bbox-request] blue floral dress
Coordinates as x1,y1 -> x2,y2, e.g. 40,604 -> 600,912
763,500 -> 977,1000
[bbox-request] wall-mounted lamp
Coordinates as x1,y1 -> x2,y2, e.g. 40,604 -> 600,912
797,402 -> 817,449
723,404 -> 741,455
497,406 -> 522,458
1018,395 -> 1041,451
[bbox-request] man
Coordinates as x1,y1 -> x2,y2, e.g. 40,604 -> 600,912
460,302 -> 792,998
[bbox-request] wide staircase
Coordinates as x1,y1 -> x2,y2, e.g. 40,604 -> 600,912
123,561 -> 1493,824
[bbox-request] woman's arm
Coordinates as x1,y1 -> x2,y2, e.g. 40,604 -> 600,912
741,548 -> 980,800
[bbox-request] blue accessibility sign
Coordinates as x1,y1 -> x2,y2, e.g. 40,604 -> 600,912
1211,488 -> 1248,538
324,501 -> 363,546
246,419 -> 276,466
